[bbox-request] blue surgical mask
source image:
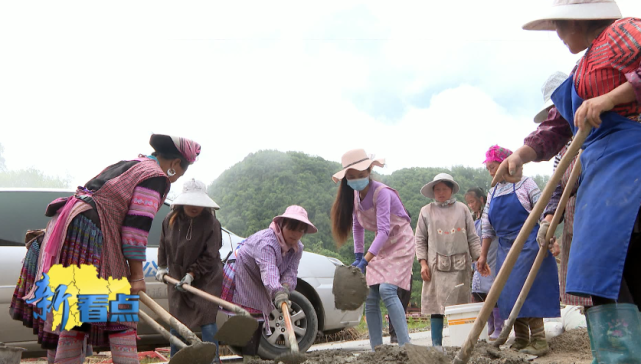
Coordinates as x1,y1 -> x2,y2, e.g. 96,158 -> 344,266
347,177 -> 370,191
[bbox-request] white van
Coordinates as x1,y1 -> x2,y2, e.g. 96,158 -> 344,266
0,189 -> 363,360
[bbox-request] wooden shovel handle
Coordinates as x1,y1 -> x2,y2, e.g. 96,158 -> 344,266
493,150 -> 583,346
163,275 -> 253,317
138,309 -> 187,350
138,291 -> 201,345
281,301 -> 300,353
453,127 -> 590,364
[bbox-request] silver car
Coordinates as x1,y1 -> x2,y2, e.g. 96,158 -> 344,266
0,188 -> 363,359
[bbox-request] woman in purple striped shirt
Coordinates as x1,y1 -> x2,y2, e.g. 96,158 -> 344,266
220,205 -> 317,362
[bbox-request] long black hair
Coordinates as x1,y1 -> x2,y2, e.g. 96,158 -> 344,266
331,177 -> 355,247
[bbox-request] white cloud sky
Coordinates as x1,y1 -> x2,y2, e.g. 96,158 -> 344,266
1,0 -> 640,194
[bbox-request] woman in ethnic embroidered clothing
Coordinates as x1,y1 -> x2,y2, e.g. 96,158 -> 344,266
330,149 -> 414,350
492,0 -> 641,359
9,134 -> 200,364
465,187 -> 503,341
477,145 -> 559,356
155,179 -> 223,361
415,173 -> 482,351
220,205 -> 317,362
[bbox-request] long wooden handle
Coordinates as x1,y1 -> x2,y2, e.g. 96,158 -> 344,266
281,301 -> 300,353
454,127 -> 590,364
138,309 -> 187,350
138,291 -> 201,345
493,150 -> 583,346
163,275 -> 253,317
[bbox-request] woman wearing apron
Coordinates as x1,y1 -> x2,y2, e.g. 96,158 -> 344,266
331,149 -> 414,350
415,174 -> 482,351
494,1 -> 641,360
155,179 -> 223,362
478,145 -> 560,356
465,187 -> 503,340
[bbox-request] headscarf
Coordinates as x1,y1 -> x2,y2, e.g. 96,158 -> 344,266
269,221 -> 299,256
483,145 -> 513,164
171,136 -> 201,164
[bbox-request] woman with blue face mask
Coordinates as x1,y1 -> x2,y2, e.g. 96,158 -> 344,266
330,149 -> 415,350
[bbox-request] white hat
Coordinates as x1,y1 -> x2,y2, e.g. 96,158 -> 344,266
171,179 -> 220,210
534,71 -> 568,123
523,0 -> 622,31
420,173 -> 460,199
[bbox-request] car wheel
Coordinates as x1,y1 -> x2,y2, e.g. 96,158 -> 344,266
257,291 -> 318,360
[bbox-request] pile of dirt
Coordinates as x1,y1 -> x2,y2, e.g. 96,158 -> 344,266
547,328 -> 592,360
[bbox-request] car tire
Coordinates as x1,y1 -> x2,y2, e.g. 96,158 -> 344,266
228,291 -> 318,359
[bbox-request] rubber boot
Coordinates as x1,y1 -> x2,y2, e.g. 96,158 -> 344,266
431,316 -> 444,351
490,308 -> 503,341
487,309 -> 495,338
587,303 -> 641,363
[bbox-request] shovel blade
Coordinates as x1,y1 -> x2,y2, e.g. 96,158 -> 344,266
274,352 -> 307,364
332,265 -> 368,311
214,315 -> 259,347
169,342 -> 218,364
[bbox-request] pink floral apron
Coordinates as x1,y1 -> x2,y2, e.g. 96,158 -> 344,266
354,185 -> 415,290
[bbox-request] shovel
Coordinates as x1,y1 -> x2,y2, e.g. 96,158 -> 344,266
332,265 -> 369,311
162,275 -> 259,347
138,291 -> 218,364
274,301 -> 307,364
453,127 -> 590,364
492,150 -> 583,347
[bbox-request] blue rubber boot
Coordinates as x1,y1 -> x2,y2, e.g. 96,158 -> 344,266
586,303 -> 641,364
431,316 -> 444,350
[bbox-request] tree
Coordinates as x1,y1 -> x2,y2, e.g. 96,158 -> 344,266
0,144 -> 69,188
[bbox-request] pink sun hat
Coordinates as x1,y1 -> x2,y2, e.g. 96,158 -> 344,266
272,205 -> 318,234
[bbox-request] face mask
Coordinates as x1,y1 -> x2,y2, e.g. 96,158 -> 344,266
347,177 -> 370,191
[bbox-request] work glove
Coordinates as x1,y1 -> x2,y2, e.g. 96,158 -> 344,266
537,220 -> 552,249
356,258 -> 368,274
274,290 -> 290,309
351,252 -> 364,267
155,267 -> 168,282
175,273 -> 194,292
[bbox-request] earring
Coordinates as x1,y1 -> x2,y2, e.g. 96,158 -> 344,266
167,168 -> 176,177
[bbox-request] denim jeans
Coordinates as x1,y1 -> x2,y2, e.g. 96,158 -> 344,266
170,323 -> 219,360
365,283 -> 411,350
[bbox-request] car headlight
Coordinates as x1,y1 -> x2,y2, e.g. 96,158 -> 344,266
326,257 -> 344,267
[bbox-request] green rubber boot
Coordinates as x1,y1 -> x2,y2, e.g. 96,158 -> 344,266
585,309 -> 597,364
586,303 -> 641,364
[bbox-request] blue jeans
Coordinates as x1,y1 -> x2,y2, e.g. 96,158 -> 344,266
365,283 -> 411,350
170,323 -> 219,360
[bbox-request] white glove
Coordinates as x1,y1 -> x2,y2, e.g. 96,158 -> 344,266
537,220 -> 551,248
155,267 -> 169,282
176,273 -> 194,292
274,291 -> 290,309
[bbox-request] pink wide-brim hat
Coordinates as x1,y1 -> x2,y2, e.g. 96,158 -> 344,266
523,0 -> 622,31
273,205 -> 318,234
332,149 -> 385,183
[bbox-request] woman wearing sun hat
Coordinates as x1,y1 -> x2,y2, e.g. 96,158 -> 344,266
155,179 -> 223,361
220,205 -> 316,361
491,0 -> 641,359
330,149 -> 414,350
478,145 -> 560,356
415,173 -> 482,351
10,134 -> 200,363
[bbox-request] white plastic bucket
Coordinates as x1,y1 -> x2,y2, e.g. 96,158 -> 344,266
444,303 -> 488,347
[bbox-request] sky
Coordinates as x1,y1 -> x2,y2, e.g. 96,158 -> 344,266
1,0 -> 640,194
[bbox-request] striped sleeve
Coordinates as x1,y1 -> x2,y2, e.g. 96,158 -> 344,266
256,243 -> 285,299
121,176 -> 167,261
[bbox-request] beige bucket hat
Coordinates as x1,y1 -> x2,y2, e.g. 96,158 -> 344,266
420,173 -> 460,199
523,0 -> 622,31
534,71 -> 568,123
171,179 -> 220,209
332,149 -> 385,183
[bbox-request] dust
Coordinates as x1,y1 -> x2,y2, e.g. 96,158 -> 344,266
332,266 -> 369,311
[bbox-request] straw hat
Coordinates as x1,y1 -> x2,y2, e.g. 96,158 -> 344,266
171,179 -> 220,209
273,205 -> 318,234
420,173 -> 460,199
523,0 -> 622,31
534,71 -> 568,123
332,149 -> 385,183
